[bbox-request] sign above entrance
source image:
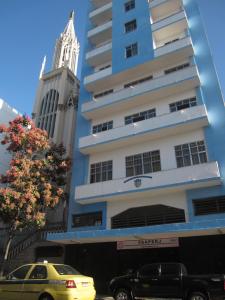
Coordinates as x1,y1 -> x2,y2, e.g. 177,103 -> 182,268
117,238 -> 179,250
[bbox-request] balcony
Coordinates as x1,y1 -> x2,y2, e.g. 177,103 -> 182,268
90,2 -> 112,26
154,36 -> 192,58
153,12 -> 187,47
152,10 -> 186,32
82,65 -> 200,119
150,0 -> 183,23
84,66 -> 112,86
88,20 -> 112,46
79,105 -> 208,155
92,0 -> 111,9
86,41 -> 112,67
75,162 -> 221,204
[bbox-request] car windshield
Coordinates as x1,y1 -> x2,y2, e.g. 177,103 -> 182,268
53,265 -> 80,275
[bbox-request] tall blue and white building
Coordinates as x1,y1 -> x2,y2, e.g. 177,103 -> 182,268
49,0 -> 225,290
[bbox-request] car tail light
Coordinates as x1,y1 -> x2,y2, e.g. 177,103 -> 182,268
66,280 -> 76,288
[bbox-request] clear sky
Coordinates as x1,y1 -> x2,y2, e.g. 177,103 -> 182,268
0,0 -> 225,116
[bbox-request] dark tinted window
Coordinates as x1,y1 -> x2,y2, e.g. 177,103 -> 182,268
53,265 -> 80,275
139,264 -> 159,277
161,264 -> 180,276
29,265 -> 47,279
10,265 -> 31,279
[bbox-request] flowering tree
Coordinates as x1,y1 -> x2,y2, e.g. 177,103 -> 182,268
0,116 -> 70,275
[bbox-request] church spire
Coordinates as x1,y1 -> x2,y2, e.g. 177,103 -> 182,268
52,11 -> 80,75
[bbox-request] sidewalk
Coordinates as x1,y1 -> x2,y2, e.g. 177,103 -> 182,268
96,296 -> 113,300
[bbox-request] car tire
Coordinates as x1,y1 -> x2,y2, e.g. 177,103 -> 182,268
39,293 -> 54,300
114,288 -> 132,300
188,291 -> 208,300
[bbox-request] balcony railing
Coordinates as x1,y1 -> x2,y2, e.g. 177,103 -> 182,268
154,36 -> 192,57
82,65 -> 200,118
79,105 -> 208,154
152,10 -> 186,32
75,162 -> 221,204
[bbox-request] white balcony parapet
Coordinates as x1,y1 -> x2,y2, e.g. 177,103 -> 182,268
79,105 -> 208,154
152,10 -> 186,32
84,67 -> 112,85
86,42 -> 112,60
82,66 -> 199,115
75,162 -> 221,204
88,20 -> 112,38
155,36 -> 192,57
89,2 -> 112,19
92,0 -> 111,9
149,0 -> 168,9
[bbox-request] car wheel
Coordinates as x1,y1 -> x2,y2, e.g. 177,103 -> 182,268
39,293 -> 54,300
114,288 -> 132,300
188,292 -> 208,300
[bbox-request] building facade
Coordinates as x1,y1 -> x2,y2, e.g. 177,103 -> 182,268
0,99 -> 20,178
49,0 -> 225,292
33,11 -> 80,157
32,12 -> 80,226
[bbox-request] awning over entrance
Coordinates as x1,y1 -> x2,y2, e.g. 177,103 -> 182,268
47,218 -> 225,244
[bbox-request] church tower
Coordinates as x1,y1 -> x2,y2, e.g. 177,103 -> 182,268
32,11 -> 80,156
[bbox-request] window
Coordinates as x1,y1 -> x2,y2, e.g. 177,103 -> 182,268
124,0 -> 135,12
138,264 -> 160,277
90,160 -> 112,183
161,264 -> 180,276
125,108 -> 156,125
37,89 -> 59,138
72,212 -> 102,227
126,150 -> 161,177
99,64 -> 111,71
94,89 -> 114,99
29,265 -> 47,279
125,43 -> 138,58
125,19 -> 137,33
9,265 -> 31,280
53,265 -> 80,275
92,121 -> 113,134
164,63 -> 190,75
124,75 -> 153,88
164,38 -> 179,45
175,140 -> 207,168
111,204 -> 185,229
170,97 -> 197,112
193,196 -> 225,216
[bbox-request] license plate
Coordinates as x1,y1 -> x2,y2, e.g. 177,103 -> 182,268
82,282 -> 89,287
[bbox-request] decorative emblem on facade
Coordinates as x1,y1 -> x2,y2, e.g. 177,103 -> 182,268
134,178 -> 142,188
123,175 -> 152,188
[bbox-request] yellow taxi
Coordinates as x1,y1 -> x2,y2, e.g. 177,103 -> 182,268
0,261 -> 96,300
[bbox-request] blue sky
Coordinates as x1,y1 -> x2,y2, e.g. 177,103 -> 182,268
0,0 -> 225,116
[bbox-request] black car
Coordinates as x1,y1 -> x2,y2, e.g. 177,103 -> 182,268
109,263 -> 225,300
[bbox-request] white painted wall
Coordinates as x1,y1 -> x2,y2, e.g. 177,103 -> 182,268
0,99 -> 20,179
92,89 -> 196,129
106,191 -> 188,229
88,129 -> 205,182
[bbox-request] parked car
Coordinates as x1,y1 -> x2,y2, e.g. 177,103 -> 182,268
109,262 -> 225,300
0,261 -> 96,300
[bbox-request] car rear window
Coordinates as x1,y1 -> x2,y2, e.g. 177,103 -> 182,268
53,265 -> 80,275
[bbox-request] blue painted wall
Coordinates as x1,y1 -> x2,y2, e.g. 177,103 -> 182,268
67,1 -> 107,231
65,0 -> 225,236
112,0 -> 154,74
183,0 -> 225,220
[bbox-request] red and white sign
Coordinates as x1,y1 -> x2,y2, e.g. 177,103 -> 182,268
117,238 -> 179,250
